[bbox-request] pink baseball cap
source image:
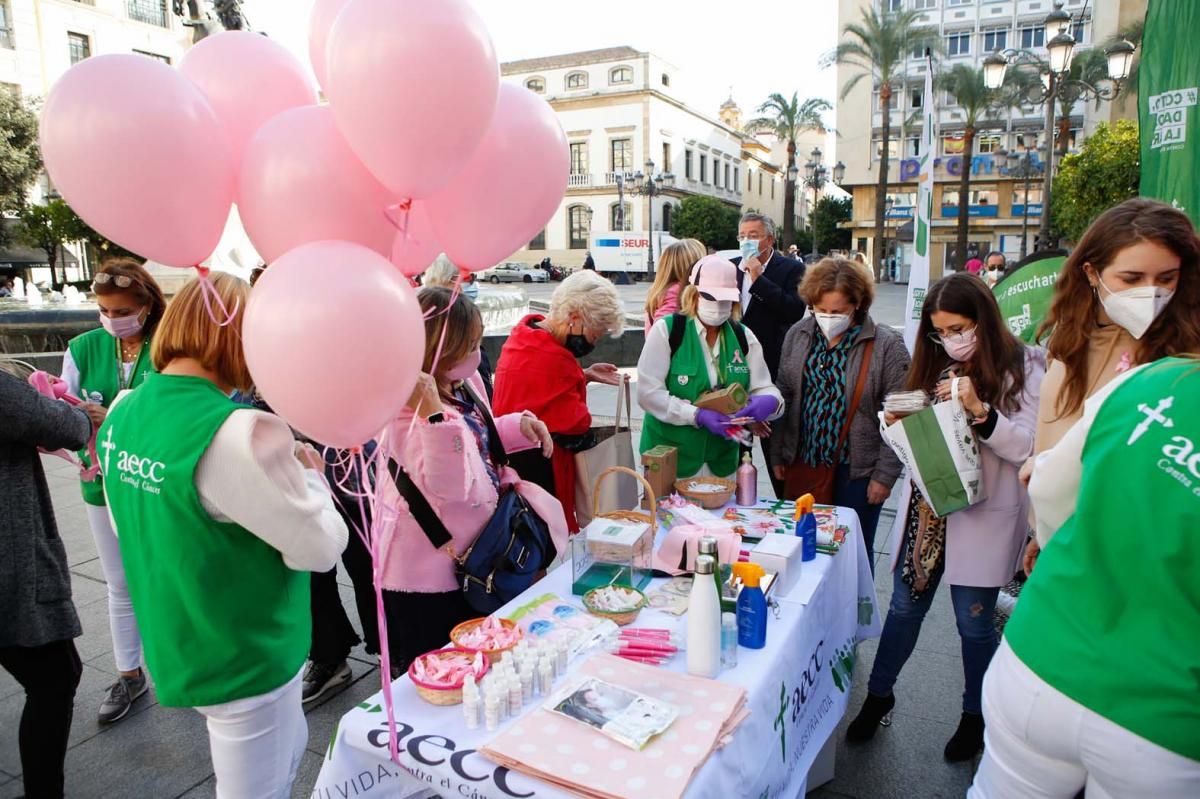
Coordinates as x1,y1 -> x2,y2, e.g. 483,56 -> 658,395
688,255 -> 741,303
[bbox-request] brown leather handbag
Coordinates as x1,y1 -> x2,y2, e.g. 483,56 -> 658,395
783,338 -> 875,503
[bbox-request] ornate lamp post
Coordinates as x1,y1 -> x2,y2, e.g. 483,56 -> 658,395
626,159 -> 675,277
802,147 -> 828,258
983,1 -> 1135,251
1001,137 -> 1044,260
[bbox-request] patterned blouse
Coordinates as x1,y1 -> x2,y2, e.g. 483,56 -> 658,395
799,325 -> 862,467
447,386 -> 501,491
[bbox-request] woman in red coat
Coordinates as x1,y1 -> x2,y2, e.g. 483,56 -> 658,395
493,271 -> 626,531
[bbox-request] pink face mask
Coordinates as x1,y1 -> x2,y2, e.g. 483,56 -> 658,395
100,309 -> 145,340
443,348 -> 482,381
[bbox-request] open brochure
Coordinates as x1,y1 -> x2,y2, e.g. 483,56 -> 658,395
545,677 -> 677,751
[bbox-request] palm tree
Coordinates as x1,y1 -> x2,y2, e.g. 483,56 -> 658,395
939,64 -> 1012,269
746,93 -> 831,248
830,6 -> 941,279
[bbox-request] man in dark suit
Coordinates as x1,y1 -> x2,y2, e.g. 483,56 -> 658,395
731,212 -> 807,497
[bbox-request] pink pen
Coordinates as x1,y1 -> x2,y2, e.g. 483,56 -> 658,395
616,653 -> 666,665
620,628 -> 672,639
616,639 -> 677,655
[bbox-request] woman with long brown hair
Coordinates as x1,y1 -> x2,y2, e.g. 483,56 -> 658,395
1022,198 -> 1200,571
60,258 -> 166,724
847,273 -> 1045,763
643,238 -> 707,331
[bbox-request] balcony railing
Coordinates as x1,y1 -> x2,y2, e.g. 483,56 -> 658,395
568,173 -> 593,188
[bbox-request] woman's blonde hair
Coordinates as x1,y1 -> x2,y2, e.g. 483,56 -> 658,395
418,287 -> 483,379
151,273 -> 252,390
645,238 -> 706,321
549,270 -> 624,337
678,284 -> 743,322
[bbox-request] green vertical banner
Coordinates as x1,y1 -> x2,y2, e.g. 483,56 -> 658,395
992,251 -> 1066,344
1139,0 -> 1200,227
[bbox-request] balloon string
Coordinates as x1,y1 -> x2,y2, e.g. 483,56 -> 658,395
194,266 -> 241,327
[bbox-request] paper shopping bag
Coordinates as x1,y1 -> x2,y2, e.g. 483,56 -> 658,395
880,379 -> 986,517
574,380 -> 638,527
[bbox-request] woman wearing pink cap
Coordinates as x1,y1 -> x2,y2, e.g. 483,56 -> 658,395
636,255 -> 782,479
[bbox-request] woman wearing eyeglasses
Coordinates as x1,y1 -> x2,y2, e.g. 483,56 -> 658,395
60,258 -> 166,725
846,273 -> 1045,763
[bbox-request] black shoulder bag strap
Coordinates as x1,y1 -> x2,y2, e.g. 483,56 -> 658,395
668,312 -> 687,357
386,380 -> 507,552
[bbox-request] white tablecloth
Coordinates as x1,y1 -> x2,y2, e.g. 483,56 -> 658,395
310,504 -> 881,799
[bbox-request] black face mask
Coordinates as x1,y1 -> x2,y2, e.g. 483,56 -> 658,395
565,333 -> 595,358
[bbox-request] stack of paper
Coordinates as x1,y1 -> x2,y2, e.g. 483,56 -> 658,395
482,654 -> 748,799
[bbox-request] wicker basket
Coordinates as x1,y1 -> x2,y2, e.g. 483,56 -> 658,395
674,476 -> 737,509
593,466 -> 658,531
449,617 -> 522,664
582,586 -> 647,626
408,648 -> 491,706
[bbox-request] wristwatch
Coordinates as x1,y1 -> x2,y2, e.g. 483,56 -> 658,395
426,412 -> 445,425
969,403 -> 993,426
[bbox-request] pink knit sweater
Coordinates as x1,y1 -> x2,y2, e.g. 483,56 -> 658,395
376,374 -> 569,593
644,283 -> 682,332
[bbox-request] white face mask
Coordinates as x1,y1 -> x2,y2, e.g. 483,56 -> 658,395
1095,278 -> 1174,340
697,298 -> 732,327
815,312 -> 852,341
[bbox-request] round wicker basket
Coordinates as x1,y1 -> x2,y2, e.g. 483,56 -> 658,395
408,648 -> 491,706
592,466 -> 658,530
449,617 -> 522,664
674,476 -> 736,509
582,586 -> 647,626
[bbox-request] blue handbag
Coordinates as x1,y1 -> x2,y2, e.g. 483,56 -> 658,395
388,384 -> 554,614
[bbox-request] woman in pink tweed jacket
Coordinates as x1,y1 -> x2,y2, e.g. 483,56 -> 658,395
375,288 -> 568,671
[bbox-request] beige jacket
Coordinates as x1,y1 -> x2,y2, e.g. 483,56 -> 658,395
1034,320 -> 1138,455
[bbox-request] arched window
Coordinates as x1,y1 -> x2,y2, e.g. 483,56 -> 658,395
610,202 -> 632,231
525,77 -> 545,93
568,205 -> 590,249
565,71 -> 588,90
609,66 -> 633,85
662,203 -> 673,233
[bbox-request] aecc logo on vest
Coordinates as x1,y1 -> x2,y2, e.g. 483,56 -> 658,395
101,427 -> 167,495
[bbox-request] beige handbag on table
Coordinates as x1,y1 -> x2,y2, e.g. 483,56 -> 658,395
573,380 -> 638,528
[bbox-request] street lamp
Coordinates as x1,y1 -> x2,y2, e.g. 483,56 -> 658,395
802,147 -> 828,258
880,196 -> 895,280
622,158 -> 675,277
1002,138 -> 1044,260
983,0 -> 1135,252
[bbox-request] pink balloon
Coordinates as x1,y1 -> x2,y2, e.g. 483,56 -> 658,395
238,105 -> 395,263
40,55 -> 234,267
308,0 -> 351,91
243,240 -> 425,448
427,84 -> 569,271
388,202 -> 442,277
326,0 -> 499,198
180,31 -> 317,165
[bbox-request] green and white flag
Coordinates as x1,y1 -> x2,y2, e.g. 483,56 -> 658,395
1139,0 -> 1200,227
904,57 -> 936,352
992,251 -> 1066,344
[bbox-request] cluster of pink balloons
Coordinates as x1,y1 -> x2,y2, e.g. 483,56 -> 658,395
38,0 -> 570,448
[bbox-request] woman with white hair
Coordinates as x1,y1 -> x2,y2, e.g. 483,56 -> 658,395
492,271 -> 625,531
422,254 -> 479,301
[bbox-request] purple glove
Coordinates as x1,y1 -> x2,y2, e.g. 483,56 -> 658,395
738,394 -> 779,423
696,408 -> 734,438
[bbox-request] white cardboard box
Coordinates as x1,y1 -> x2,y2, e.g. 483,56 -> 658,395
748,534 -> 803,598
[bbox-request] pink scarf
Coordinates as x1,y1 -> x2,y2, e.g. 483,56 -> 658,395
28,370 -> 100,481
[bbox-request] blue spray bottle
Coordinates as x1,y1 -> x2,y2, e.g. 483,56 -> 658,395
794,493 -> 817,562
732,562 -> 767,649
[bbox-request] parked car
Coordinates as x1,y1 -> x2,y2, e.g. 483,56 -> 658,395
480,262 -> 548,283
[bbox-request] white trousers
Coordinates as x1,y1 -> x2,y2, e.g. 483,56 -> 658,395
969,639 -> 1200,799
195,670 -> 308,799
85,503 -> 143,673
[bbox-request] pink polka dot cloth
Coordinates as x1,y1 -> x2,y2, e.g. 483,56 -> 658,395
482,653 -> 748,799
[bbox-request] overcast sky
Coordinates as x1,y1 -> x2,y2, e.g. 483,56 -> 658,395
241,0 -> 841,133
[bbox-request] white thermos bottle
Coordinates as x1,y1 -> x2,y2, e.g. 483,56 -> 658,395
687,555 -> 722,678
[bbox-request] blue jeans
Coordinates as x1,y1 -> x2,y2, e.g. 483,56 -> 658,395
833,463 -> 883,574
866,560 -> 999,714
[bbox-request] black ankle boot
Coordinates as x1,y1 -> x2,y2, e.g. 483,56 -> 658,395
944,711 -> 985,762
846,692 -> 895,743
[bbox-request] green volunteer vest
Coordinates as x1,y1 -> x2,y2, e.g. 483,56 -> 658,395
1004,357 -> 1200,760
67,327 -> 155,506
99,374 -> 310,708
640,315 -> 752,478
